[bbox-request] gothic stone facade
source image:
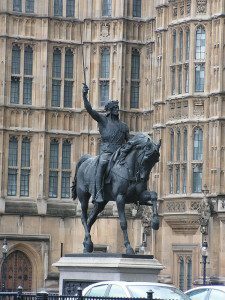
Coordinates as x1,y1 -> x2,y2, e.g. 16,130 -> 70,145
0,0 -> 224,292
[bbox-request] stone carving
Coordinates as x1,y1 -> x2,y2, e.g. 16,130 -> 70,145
196,0 -> 207,14
187,0 -> 191,15
166,201 -> 186,213
193,99 -> 204,116
100,22 -> 110,39
198,186 -> 214,234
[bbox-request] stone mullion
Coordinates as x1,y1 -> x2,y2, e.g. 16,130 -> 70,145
0,131 -> 5,213
116,43 -> 123,106
109,44 -> 113,100
218,18 -> 223,92
58,140 -> 62,199
94,45 -> 100,108
125,45 -> 131,110
202,122 -> 209,189
17,137 -> 22,197
20,46 -> 25,105
216,121 -> 221,194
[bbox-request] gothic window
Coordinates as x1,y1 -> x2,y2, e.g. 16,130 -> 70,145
133,0 -> 142,17
25,0 -> 34,13
170,129 -> 174,161
23,46 -> 33,105
11,44 -> 33,105
20,138 -> 30,196
100,48 -> 110,106
52,49 -> 61,107
66,0 -> 75,17
176,255 -> 193,291
130,49 -> 140,108
185,66 -> 189,93
64,49 -> 74,108
176,166 -> 180,194
177,130 -> 181,160
193,128 -> 203,160
195,64 -> 205,92
61,141 -> 71,198
182,166 -> 187,193
178,66 -> 182,94
7,137 -> 31,197
179,257 -> 185,291
11,45 -> 21,75
13,0 -> 22,12
169,167 -> 174,194
193,165 -> 202,193
173,30 -> 176,63
179,30 -> 183,62
49,140 -> 59,198
100,48 -> 110,78
54,0 -> 63,16
49,139 -> 72,198
183,128 -> 188,160
185,29 -> 190,60
171,67 -> 176,95
195,26 -> 206,60
102,0 -> 112,17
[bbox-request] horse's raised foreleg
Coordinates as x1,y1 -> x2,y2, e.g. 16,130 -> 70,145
150,191 -> 160,230
116,194 -> 135,255
79,191 -> 93,253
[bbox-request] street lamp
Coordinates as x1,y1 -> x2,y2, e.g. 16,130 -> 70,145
201,239 -> 208,285
1,238 -> 8,291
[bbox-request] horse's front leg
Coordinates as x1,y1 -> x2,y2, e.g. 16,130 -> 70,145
116,194 -> 135,255
87,202 -> 106,231
150,191 -> 160,230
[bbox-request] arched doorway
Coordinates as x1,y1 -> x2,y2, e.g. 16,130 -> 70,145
0,250 -> 32,291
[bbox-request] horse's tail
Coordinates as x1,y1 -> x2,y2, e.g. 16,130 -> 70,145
71,154 -> 92,200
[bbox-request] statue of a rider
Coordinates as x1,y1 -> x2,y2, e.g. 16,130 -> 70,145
82,84 -> 130,203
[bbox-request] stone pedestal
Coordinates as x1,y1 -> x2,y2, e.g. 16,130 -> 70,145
53,253 -> 164,295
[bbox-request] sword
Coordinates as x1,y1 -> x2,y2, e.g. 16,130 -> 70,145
80,23 -> 86,85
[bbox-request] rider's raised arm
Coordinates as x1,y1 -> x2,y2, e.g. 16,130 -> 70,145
82,84 -> 103,123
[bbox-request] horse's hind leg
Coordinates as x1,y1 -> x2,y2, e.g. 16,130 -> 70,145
78,191 -> 93,253
116,194 -> 135,255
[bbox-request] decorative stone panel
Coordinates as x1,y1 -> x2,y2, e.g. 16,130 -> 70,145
196,0 -> 207,14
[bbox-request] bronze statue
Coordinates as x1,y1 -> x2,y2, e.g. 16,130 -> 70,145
72,88 -> 161,254
82,84 -> 130,203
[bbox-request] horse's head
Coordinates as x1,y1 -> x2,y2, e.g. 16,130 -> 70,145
136,135 -> 161,181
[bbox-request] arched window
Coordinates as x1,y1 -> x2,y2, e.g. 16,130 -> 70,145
49,140 -> 59,198
8,137 -> 18,196
179,256 -> 185,291
66,0 -> 75,17
54,0 -> 63,16
62,141 -> 71,198
24,46 -> 33,75
183,128 -> 188,160
177,130 -> 181,160
170,129 -> 174,161
11,45 -> 21,74
100,48 -> 110,106
25,0 -> 34,13
131,49 -> 140,108
20,137 -> 31,196
52,49 -> 62,107
193,128 -> 203,160
102,0 -> 112,17
13,0 -> 22,12
195,26 -> 206,60
52,49 -> 62,78
173,30 -> 176,63
23,46 -> 33,105
185,29 -> 190,60
100,48 -> 110,78
179,30 -> 183,61
64,49 -> 74,108
133,0 -> 142,17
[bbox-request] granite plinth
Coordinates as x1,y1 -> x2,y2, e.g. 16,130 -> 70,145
53,253 -> 164,295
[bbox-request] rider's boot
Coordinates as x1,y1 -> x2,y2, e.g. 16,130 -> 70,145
95,164 -> 106,203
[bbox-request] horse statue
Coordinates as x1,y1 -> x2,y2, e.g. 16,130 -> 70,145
72,133 -> 161,255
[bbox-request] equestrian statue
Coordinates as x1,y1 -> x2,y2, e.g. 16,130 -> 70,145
72,84 -> 161,255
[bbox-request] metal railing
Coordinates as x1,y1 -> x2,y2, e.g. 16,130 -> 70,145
0,286 -> 179,300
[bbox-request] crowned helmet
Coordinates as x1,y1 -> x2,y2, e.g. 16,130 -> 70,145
104,100 -> 119,112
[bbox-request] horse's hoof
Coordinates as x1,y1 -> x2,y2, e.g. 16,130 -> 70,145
83,241 -> 94,253
152,216 -> 160,230
126,245 -> 135,255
